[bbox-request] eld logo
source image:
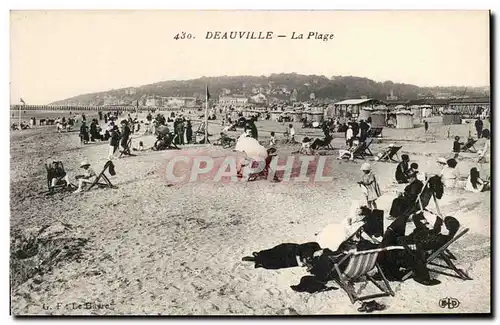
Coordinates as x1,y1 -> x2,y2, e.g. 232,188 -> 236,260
439,297 -> 460,309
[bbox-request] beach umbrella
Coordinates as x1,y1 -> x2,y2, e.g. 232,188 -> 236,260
234,136 -> 268,160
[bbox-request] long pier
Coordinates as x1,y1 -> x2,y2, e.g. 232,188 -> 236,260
10,104 -> 144,112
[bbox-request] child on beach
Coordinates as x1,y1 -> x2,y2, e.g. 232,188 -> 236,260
358,163 -> 381,210
270,132 -> 276,146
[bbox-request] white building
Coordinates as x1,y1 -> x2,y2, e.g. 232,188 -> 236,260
250,93 -> 267,104
218,95 -> 249,107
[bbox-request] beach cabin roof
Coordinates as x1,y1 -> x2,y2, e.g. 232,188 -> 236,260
334,98 -> 376,105
395,110 -> 414,115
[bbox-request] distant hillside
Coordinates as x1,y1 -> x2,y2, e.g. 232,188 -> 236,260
50,73 -> 490,106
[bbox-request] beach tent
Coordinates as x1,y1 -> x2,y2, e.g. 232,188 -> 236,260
370,111 -> 387,128
442,109 -> 462,125
395,110 -> 414,129
420,105 -> 433,118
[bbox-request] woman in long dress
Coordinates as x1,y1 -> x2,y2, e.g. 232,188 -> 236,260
358,163 -> 381,210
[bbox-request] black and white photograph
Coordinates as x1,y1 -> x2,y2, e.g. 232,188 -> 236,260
9,9 -> 492,316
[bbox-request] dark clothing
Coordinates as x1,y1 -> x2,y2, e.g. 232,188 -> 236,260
121,125 -> 131,146
90,122 -> 98,141
351,122 -> 359,138
80,125 -> 89,142
311,135 -> 333,150
389,179 -> 424,218
186,123 -> 193,144
395,161 -> 410,183
253,242 -> 321,270
453,140 -> 462,153
110,130 -> 121,147
424,122 -> 429,131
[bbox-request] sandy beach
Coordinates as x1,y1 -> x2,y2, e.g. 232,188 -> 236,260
10,112 -> 491,315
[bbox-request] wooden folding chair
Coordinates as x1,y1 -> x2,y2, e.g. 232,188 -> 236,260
361,138 -> 374,156
461,140 -> 478,153
329,246 -> 405,304
378,146 -> 402,163
87,161 -> 118,191
401,228 -> 472,281
247,149 -> 279,181
119,138 -> 136,157
316,136 -> 335,151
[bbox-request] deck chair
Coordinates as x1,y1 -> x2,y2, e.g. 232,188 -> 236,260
45,161 -> 76,194
247,148 -> 279,181
119,138 -> 135,157
461,139 -> 478,153
329,246 -> 405,304
360,138 -> 374,156
87,161 -> 118,191
401,227 -> 472,281
338,141 -> 366,160
314,135 -> 335,151
377,146 -> 402,163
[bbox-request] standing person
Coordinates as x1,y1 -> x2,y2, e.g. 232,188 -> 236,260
120,120 -> 131,154
270,131 -> 276,146
288,124 -> 296,143
82,113 -> 86,123
177,119 -> 185,145
80,121 -> 89,144
358,163 -> 381,210
424,120 -> 429,133
345,125 -> 354,148
108,125 -> 121,160
184,120 -> 192,144
104,113 -> 108,124
475,117 -> 483,139
98,111 -> 103,120
359,119 -> 370,142
89,119 -> 97,142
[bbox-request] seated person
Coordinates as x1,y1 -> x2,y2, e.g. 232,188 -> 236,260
300,137 -> 313,155
242,206 -> 378,289
337,139 -> 360,161
74,161 -> 97,193
452,136 -> 463,153
465,167 -> 489,193
408,163 -> 419,176
49,161 -> 70,188
395,154 -> 410,183
440,158 -> 460,188
389,171 -> 424,218
310,134 -> 333,150
396,213 -> 460,286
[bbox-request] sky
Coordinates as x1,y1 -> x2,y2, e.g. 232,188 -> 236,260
10,10 -> 490,105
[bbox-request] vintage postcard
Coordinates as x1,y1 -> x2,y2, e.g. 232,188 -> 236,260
9,10 -> 491,316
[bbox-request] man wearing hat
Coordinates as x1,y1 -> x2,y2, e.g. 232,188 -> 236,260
74,161 -> 97,193
108,125 -> 121,160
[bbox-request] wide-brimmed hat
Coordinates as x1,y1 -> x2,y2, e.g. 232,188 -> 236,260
80,161 -> 90,168
360,163 -> 371,171
388,143 -> 395,147
437,157 -> 447,164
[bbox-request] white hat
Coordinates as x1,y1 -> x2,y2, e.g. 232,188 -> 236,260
80,161 -> 90,168
360,163 -> 371,171
388,143 -> 395,147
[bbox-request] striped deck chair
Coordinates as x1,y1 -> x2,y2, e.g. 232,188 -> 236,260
330,246 -> 405,304
360,138 -> 374,157
460,139 -> 478,153
401,227 -> 472,281
377,146 -> 402,163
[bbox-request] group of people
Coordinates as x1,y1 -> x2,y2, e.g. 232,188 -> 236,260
243,204 -> 461,292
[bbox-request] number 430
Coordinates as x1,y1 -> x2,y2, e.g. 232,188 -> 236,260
173,32 -> 193,40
